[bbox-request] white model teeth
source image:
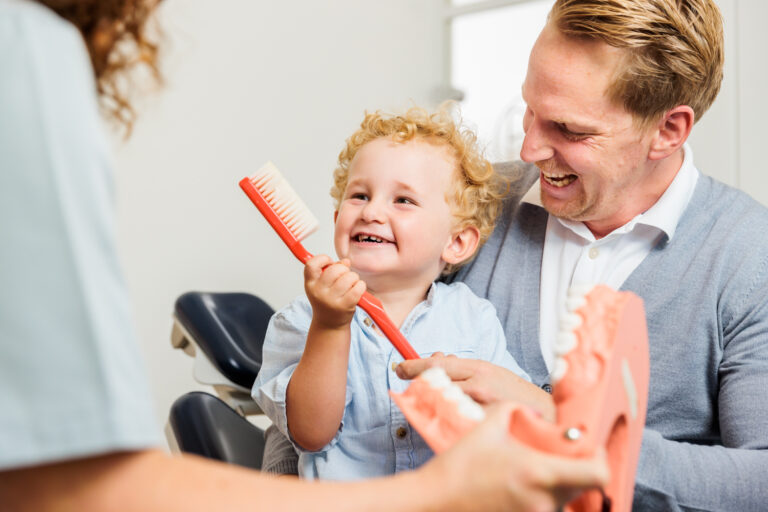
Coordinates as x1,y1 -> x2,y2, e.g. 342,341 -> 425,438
551,357 -> 569,383
554,331 -> 577,356
419,367 -> 486,421
551,284 -> 594,384
559,312 -> 582,331
568,284 -> 593,298
566,295 -> 586,311
421,367 -> 451,388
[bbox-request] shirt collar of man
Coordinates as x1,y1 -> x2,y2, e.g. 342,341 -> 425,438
521,143 -> 700,243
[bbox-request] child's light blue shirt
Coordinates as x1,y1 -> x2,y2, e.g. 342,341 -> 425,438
253,281 -> 528,480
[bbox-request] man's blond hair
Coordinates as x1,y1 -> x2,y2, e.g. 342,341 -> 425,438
550,0 -> 724,125
331,105 -> 504,274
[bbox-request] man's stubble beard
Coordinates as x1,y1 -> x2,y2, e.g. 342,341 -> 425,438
536,160 -> 592,222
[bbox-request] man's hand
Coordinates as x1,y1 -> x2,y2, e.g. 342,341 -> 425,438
304,254 -> 366,330
397,353 -> 555,421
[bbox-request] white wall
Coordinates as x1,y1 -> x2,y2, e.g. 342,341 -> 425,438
114,0 -> 444,433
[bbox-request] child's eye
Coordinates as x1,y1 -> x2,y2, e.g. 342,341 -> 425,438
349,193 -> 368,201
395,197 -> 415,205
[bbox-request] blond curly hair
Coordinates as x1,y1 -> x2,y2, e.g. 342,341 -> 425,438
331,104 -> 505,274
550,0 -> 724,125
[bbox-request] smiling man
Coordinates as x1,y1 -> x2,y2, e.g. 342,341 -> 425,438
425,0 -> 768,510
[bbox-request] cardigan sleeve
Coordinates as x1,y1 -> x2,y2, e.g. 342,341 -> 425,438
632,230 -> 768,511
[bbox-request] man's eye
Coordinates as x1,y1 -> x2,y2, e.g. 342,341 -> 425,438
556,123 -> 588,141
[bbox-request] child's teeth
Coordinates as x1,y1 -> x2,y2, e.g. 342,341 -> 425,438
551,357 -> 569,383
554,331 -> 577,356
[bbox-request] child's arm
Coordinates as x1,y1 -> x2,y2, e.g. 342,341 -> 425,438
287,254 -> 366,451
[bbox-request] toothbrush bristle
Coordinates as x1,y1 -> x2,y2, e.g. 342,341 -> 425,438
249,162 -> 319,241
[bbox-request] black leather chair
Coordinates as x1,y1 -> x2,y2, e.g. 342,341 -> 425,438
167,291 -> 275,469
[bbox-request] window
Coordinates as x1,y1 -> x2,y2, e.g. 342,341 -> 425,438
447,0 -> 552,161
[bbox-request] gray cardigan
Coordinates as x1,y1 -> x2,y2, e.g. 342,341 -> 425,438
454,161 -> 768,511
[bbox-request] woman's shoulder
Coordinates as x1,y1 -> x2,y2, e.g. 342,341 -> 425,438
1,0 -> 94,101
1,0 -> 83,45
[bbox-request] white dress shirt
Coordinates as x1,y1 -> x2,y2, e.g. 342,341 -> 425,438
521,144 -> 700,372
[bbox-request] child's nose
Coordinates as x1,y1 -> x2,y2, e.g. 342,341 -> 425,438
361,199 -> 386,223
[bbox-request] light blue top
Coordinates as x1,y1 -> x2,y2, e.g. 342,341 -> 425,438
253,281 -> 528,480
0,0 -> 160,469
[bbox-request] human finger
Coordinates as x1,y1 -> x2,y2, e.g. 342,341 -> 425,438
395,357 -> 443,380
396,355 -> 481,381
317,261 -> 351,287
347,279 -> 366,303
330,271 -> 365,307
304,254 -> 333,281
330,268 -> 359,292
534,447 -> 610,494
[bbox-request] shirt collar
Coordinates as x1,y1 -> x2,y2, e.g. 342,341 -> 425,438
520,143 -> 699,241
635,143 -> 699,240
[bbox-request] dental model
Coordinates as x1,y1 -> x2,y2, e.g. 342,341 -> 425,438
390,284 -> 649,512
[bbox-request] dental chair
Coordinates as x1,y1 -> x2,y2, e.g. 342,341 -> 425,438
167,291 -> 274,470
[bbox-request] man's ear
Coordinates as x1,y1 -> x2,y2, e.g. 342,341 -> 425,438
648,105 -> 694,161
442,225 -> 480,266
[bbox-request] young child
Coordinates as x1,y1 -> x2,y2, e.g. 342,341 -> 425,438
253,105 -> 543,480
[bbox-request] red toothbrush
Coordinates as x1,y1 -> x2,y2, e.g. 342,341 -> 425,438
239,161 -> 420,360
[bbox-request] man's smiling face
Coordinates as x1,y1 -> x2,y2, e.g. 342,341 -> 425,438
520,23 -> 659,238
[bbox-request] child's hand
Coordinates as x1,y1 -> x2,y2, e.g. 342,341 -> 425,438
304,254 -> 367,330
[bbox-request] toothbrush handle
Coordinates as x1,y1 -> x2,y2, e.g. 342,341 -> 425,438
359,292 -> 421,360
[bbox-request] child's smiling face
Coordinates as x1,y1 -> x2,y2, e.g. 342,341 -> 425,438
333,137 -> 459,293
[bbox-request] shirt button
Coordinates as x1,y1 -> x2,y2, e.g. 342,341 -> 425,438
396,427 -> 408,438
588,247 -> 600,259
364,317 -> 373,327
541,383 -> 553,394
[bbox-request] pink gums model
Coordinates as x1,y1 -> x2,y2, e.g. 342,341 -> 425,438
390,285 -> 650,512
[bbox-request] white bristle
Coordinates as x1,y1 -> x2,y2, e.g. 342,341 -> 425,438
249,162 -> 319,241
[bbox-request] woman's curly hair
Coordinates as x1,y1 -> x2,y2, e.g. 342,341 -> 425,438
36,0 -> 161,132
331,104 -> 506,274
